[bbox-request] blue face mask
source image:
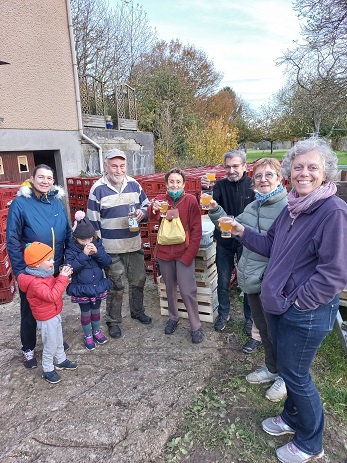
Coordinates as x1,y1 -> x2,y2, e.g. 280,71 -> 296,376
167,189 -> 184,201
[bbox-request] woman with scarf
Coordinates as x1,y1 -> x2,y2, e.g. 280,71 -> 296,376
6,164 -> 71,369
210,158 -> 288,402
147,167 -> 203,344
228,138 -> 347,463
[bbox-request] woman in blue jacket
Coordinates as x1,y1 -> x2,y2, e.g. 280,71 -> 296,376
229,138 -> 347,463
6,164 -> 71,369
65,211 -> 111,351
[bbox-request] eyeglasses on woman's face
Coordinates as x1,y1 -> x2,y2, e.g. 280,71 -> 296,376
253,172 -> 277,181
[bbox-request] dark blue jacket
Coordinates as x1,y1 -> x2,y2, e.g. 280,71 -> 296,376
65,237 -> 111,297
211,173 -> 255,250
6,184 -> 71,276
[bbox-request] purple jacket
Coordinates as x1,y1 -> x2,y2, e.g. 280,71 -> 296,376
240,195 -> 347,314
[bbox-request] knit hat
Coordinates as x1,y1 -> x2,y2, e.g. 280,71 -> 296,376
72,211 -> 95,238
24,242 -> 54,267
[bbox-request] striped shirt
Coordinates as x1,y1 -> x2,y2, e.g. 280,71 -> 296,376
87,175 -> 150,254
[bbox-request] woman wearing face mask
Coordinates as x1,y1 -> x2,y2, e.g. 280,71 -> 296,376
147,167 -> 203,344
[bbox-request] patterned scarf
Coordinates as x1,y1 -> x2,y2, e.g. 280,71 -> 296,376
255,183 -> 285,206
287,182 -> 337,219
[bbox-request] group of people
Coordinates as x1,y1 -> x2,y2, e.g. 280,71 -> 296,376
6,139 -> 347,463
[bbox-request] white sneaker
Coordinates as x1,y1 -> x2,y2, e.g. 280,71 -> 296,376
266,376 -> 287,402
276,441 -> 324,463
262,416 -> 295,436
246,366 -> 278,384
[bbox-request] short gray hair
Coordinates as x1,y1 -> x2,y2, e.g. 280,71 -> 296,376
281,138 -> 338,182
223,149 -> 246,165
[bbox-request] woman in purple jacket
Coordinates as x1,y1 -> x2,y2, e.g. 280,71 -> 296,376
228,138 -> 347,463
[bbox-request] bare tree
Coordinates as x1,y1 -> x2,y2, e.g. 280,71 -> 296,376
71,0 -> 156,87
277,0 -> 347,136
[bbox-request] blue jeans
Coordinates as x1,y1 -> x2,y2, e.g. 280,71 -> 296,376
268,296 -> 339,455
216,243 -> 235,318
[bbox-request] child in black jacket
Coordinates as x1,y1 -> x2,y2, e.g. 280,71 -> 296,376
65,211 -> 112,350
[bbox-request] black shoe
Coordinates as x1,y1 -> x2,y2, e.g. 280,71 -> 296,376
242,338 -> 262,354
214,314 -> 230,332
108,324 -> 122,338
191,328 -> 203,344
244,319 -> 253,336
164,319 -> 178,335
131,313 -> 152,324
63,341 -> 70,351
42,370 -> 62,384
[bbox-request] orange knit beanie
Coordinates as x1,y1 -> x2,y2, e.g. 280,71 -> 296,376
24,242 -> 54,266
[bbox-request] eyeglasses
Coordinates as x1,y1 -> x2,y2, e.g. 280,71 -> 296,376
254,172 -> 277,181
224,163 -> 244,170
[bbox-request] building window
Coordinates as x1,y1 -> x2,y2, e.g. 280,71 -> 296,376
0,157 -> 3,175
18,155 -> 29,173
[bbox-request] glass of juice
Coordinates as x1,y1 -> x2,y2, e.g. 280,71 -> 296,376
159,200 -> 169,217
206,171 -> 216,186
219,216 -> 234,238
201,190 -> 213,210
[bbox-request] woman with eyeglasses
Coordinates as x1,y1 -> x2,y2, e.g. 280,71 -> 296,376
210,158 -> 288,403
228,138 -> 347,463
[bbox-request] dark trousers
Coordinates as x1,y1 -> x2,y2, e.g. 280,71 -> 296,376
19,288 -> 37,351
247,293 -> 276,373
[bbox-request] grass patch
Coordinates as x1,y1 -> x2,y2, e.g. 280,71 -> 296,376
164,291 -> 347,462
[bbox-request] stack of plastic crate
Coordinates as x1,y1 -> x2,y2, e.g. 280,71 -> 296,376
66,177 -> 100,221
0,184 -> 20,304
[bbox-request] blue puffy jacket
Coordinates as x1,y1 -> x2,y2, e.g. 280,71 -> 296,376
6,184 -> 71,276
65,237 -> 111,297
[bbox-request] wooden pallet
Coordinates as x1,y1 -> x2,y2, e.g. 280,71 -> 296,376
158,275 -> 218,323
339,288 -> 347,307
196,243 -> 216,261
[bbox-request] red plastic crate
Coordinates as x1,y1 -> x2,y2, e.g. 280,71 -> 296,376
0,209 -> 8,234
0,243 -> 7,261
0,274 -> 16,304
141,237 -> 151,250
0,267 -> 14,289
0,254 -> 11,274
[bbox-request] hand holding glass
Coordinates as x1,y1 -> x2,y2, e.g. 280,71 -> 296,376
59,264 -> 73,278
159,200 -> 169,217
219,216 -> 234,238
201,190 -> 213,210
206,171 -> 216,186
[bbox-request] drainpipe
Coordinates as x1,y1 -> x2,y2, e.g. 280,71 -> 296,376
66,0 -> 103,173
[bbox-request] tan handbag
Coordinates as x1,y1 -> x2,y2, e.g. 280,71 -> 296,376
157,209 -> 186,245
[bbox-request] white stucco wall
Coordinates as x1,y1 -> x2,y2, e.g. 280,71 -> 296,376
0,0 -> 78,130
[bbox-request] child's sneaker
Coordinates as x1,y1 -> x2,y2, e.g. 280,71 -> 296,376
93,330 -> 108,345
22,349 -> 37,369
42,370 -> 61,384
55,359 -> 78,370
84,334 -> 96,351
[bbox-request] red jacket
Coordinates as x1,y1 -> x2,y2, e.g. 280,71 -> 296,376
17,274 -> 69,321
147,193 -> 202,266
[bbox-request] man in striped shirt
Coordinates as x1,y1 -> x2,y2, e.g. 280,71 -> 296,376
87,149 -> 152,339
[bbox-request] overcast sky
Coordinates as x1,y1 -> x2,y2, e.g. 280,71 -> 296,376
110,0 -> 302,110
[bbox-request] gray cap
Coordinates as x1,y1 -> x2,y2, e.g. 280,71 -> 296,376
104,148 -> 126,160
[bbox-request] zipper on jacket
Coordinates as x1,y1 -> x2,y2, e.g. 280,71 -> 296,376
287,217 -> 295,232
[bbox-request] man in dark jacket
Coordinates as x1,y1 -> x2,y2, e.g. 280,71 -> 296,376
202,150 -> 255,333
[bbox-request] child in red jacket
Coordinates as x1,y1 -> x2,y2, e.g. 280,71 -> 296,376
17,242 -> 77,384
